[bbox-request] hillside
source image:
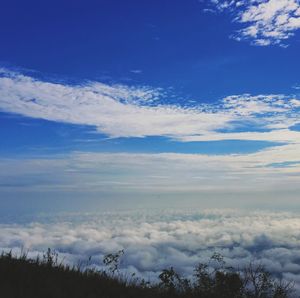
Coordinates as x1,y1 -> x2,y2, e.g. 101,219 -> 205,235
0,250 -> 294,298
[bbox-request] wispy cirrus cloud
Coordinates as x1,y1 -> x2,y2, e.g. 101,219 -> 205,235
1,69 -> 299,205
0,69 -> 299,143
206,0 -> 300,46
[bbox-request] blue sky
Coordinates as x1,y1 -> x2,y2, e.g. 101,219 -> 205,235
0,0 -> 300,213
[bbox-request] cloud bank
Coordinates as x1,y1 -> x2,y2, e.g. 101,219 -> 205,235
207,0 -> 300,46
1,209 -> 300,289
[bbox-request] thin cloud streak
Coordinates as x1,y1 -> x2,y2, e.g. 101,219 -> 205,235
0,147 -> 299,194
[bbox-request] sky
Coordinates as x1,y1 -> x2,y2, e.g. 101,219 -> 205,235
2,0 -> 300,291
0,0 -> 300,214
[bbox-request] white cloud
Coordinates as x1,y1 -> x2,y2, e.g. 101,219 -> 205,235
0,70 -> 299,143
1,209 -> 300,288
207,0 -> 300,46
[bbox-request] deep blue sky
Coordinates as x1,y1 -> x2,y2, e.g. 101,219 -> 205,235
1,0 -> 300,155
1,0 -> 300,100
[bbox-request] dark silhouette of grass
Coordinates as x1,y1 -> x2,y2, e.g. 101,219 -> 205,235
0,249 -> 295,298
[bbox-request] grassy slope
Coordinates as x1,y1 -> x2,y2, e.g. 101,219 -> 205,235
0,251 -> 294,298
0,254 -> 159,298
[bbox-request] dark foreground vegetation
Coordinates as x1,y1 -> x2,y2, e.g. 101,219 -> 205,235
0,249 -> 295,298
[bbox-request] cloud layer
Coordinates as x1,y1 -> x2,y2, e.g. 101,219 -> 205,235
1,209 -> 300,289
207,0 -> 300,46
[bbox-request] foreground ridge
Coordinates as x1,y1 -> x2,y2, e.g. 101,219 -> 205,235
0,249 -> 295,298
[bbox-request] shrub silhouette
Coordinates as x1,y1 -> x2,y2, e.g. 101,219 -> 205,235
0,249 -> 295,298
103,249 -> 124,275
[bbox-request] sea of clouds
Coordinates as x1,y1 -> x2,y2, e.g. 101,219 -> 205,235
1,209 -> 300,289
